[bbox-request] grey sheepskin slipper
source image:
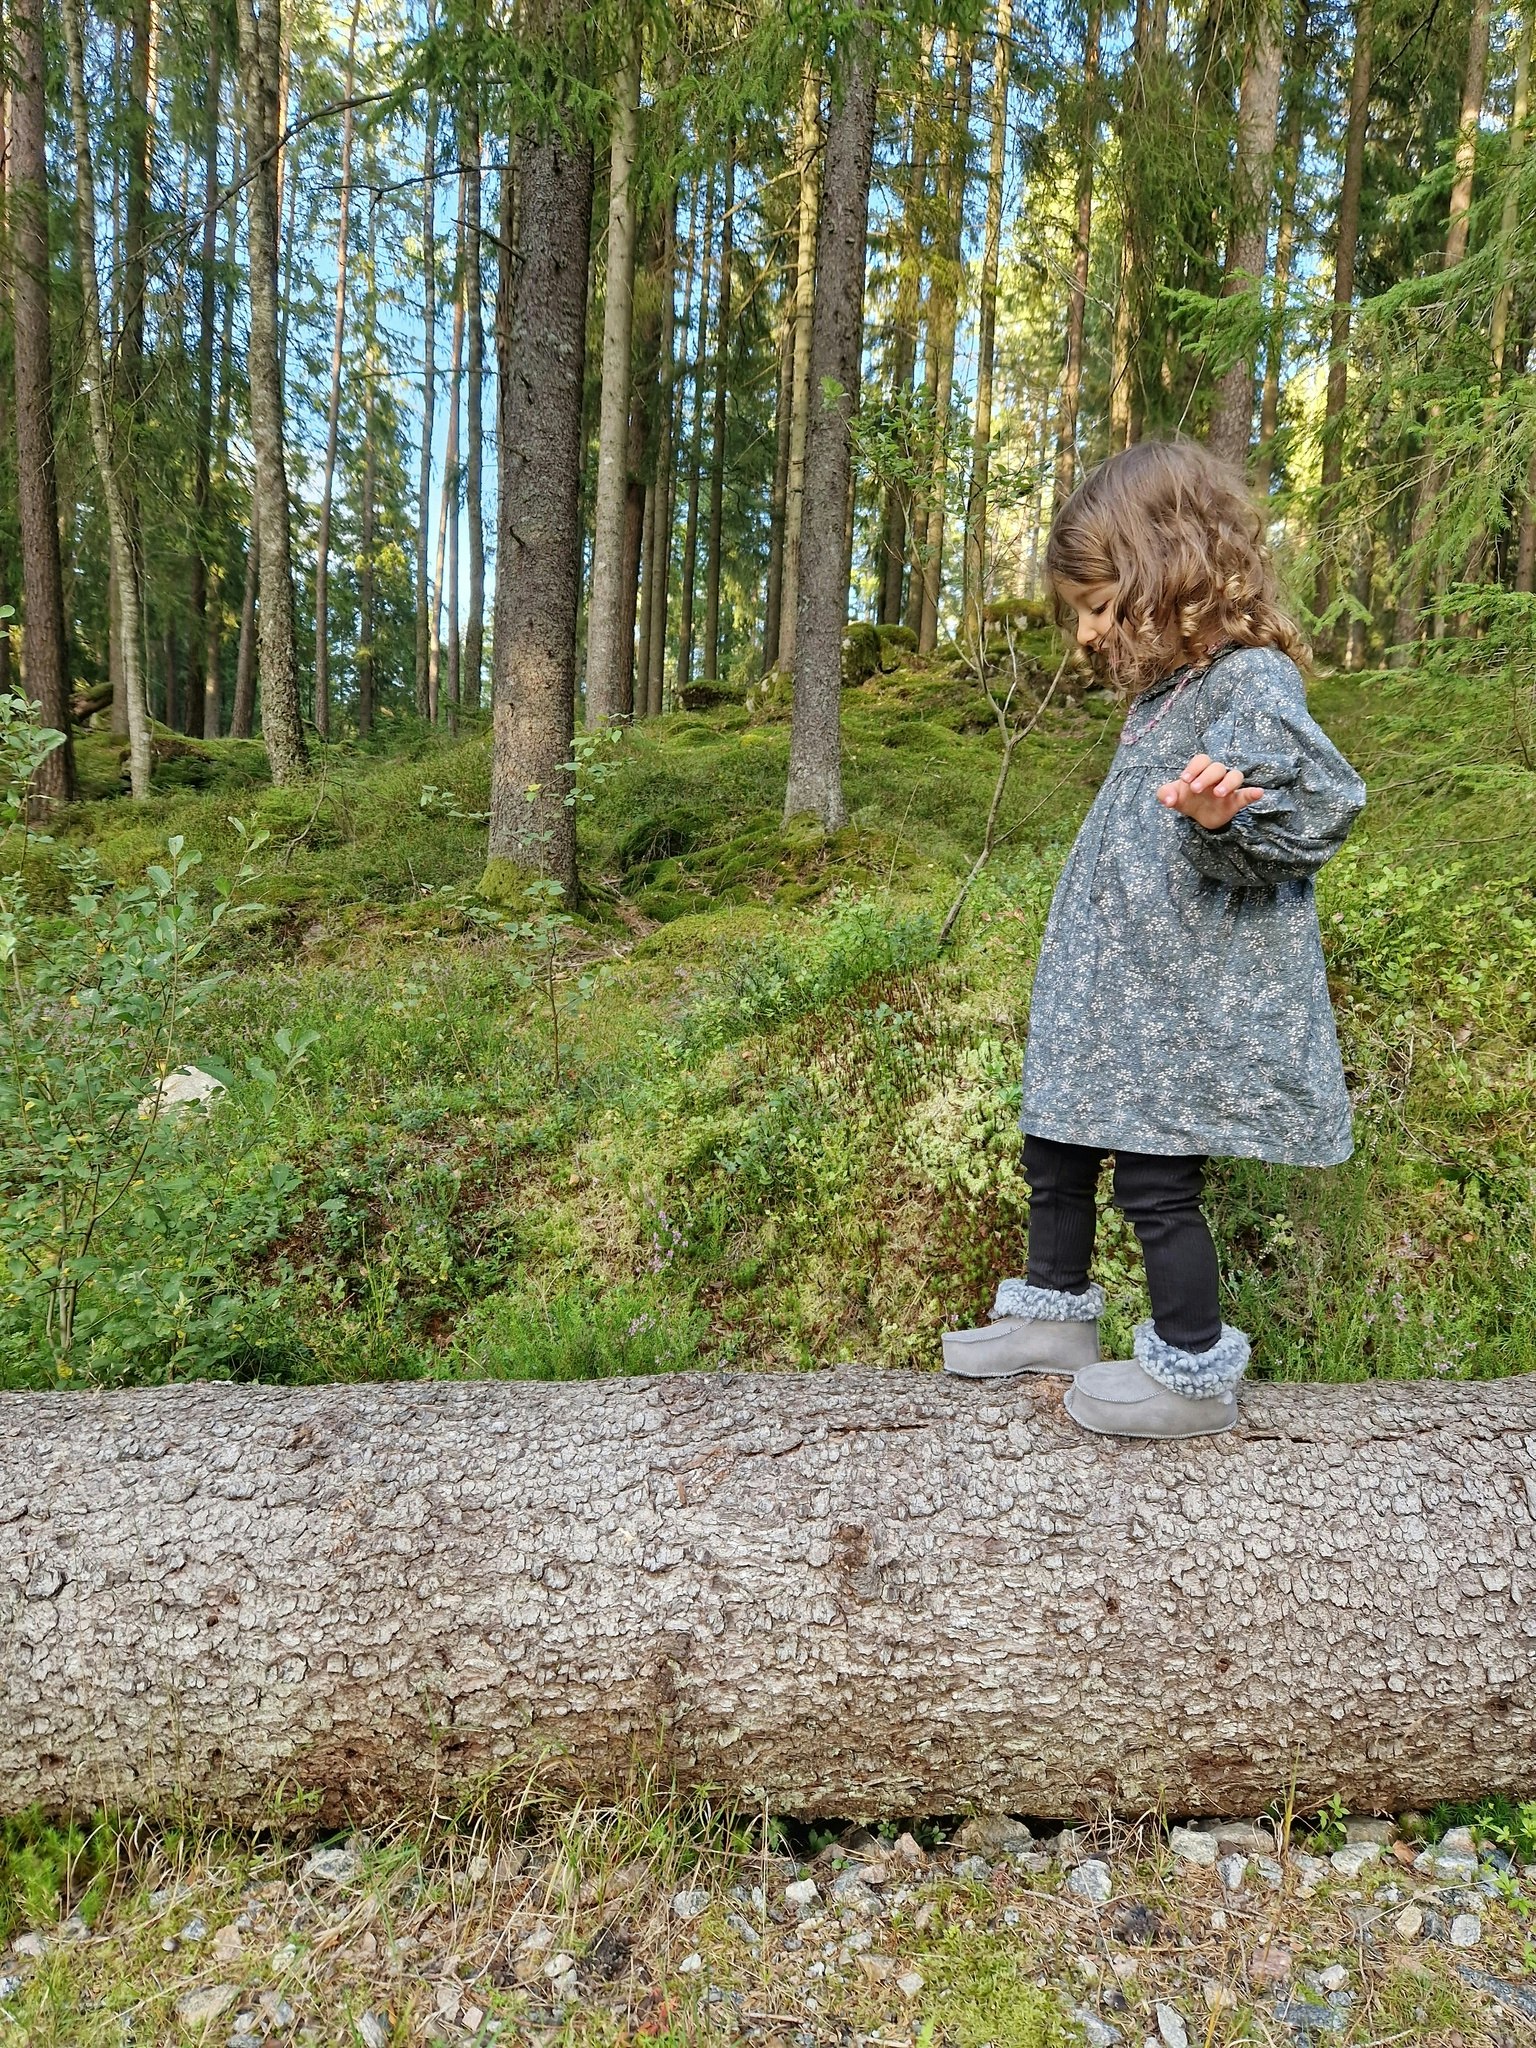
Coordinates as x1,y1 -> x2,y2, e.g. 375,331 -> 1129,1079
942,1281 -> 1103,1379
1063,1320 -> 1250,1438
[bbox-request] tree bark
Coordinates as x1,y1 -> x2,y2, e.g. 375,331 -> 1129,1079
313,0 -> 361,744
231,509 -> 258,740
764,200 -> 797,667
1313,0 -> 1372,639
966,0 -> 1017,649
782,36 -> 878,831
1051,0 -> 1096,506
1390,0 -> 1490,659
61,0 -> 152,799
3,1373 -> 1532,1821
675,169 -> 716,700
193,35 -> 224,740
433,231 -> 466,725
644,184 -> 683,716
1259,19 -> 1305,481
878,72 -> 929,631
778,68 -> 822,676
416,82 -> 438,720
463,87 -> 486,716
9,0 -> 75,806
917,39 -> 973,657
585,23 -> 643,726
702,140 -> 735,684
486,84 -> 593,897
1205,3 -> 1283,468
233,0 -> 308,780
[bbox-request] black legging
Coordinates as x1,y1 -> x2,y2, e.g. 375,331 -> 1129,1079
1023,1133 -> 1222,1354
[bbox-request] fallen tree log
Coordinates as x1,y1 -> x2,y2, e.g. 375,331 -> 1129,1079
2,1371 -> 1533,1822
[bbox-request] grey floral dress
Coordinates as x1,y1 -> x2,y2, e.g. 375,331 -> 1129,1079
1021,642 -> 1366,1165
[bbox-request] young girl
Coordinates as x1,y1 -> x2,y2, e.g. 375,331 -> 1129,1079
941,438 -> 1365,1439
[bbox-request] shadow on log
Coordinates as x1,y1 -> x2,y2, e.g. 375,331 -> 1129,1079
2,1371 -> 1533,1823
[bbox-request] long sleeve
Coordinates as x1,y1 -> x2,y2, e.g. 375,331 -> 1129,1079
1176,654 -> 1365,889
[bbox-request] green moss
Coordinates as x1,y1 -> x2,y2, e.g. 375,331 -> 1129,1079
476,855 -> 539,907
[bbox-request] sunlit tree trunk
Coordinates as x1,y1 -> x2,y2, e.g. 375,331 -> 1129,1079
676,169 -> 716,697
703,139 -> 735,683
463,86 -> 486,715
879,76 -> 928,630
486,16 -> 593,897
358,182 -> 380,738
967,0 -> 1016,645
416,79 -> 437,718
1260,16 -> 1306,483
9,0 -> 75,805
61,0 -> 151,797
778,67 -> 822,675
233,0 -> 307,779
1052,0 -> 1096,505
918,38 -> 973,655
313,0 -> 361,742
1313,0 -> 1372,640
586,21 -> 643,725
764,203 -> 797,665
1206,4 -> 1283,467
783,35 -> 878,830
195,36 -> 224,739
645,184 -> 685,716
1390,0 -> 1490,659
232,512 -> 258,739
434,212 -> 466,725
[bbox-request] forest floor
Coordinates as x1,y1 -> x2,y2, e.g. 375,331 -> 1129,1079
5,635 -> 1536,2041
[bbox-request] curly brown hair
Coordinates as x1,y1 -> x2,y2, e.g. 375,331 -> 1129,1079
1044,437 -> 1310,696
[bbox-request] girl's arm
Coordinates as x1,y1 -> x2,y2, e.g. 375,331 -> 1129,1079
1165,651 -> 1365,889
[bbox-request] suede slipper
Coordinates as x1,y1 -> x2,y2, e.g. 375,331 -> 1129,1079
942,1314 -> 1100,1379
1064,1357 -> 1238,1439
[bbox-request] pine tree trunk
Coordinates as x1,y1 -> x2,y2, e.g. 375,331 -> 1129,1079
644,185 -> 683,716
7,1373 -> 1533,1821
433,238 -> 466,725
60,0 -> 151,797
1313,0 -> 1372,638
618,384 -> 646,709
1205,8 -> 1283,467
917,39 -> 974,656
313,0 -> 360,744
0,104 -> 9,703
231,508 -> 258,740
358,188 -> 379,739
1390,0 -> 1490,659
585,23 -> 643,726
9,0 -> 75,806
879,77 -> 928,630
416,85 -> 437,719
486,69 -> 593,898
782,36 -> 878,831
702,141 -> 735,683
463,89 -> 486,715
676,171 -> 716,699
191,36 -> 222,738
778,69 -> 823,676
764,213 -> 797,666
1259,21 -> 1306,482
233,0 -> 307,781
1052,0 -> 1097,505
966,0 -> 1016,648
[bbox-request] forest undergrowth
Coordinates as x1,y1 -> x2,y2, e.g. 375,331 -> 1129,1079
3,646 -> 1535,1391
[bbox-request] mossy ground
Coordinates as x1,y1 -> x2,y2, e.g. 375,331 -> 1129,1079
14,647 -> 1535,1390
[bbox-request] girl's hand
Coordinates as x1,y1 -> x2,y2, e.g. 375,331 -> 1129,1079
1156,754 -> 1266,830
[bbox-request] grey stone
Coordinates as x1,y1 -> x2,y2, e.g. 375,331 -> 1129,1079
1256,1856 -> 1284,1889
784,1878 -> 819,1910
1155,2002 -> 1189,2048
828,1873 -> 879,1915
354,2019 -> 389,2048
1167,1828 -> 1217,1868
1067,1859 -> 1114,1905
1216,1854 -> 1249,1893
174,1983 -> 238,2027
180,1915 -> 207,1943
1432,1850 -> 1479,1884
1328,1841 -> 1381,1878
672,1889 -> 710,1920
1439,1826 -> 1476,1854
10,1933 -> 46,1960
1274,1995 -> 1346,2038
1449,1915 -> 1481,1948
953,1814 -> 1033,1856
1454,1964 -> 1536,2024
1197,1820 -> 1272,1853
1017,1851 -> 1052,1875
1315,1965 -> 1348,1993
303,1846 -> 360,1885
1342,1817 -> 1397,1845
0,1977 -> 20,2002
952,1856 -> 993,1886
1069,2008 -> 1122,2048
1053,1827 -> 1090,1864
725,1912 -> 761,1947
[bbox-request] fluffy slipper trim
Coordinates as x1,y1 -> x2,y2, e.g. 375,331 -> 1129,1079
990,1280 -> 1104,1324
1133,1318 -> 1250,1398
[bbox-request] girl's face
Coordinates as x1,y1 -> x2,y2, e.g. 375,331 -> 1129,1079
1060,580 -> 1119,653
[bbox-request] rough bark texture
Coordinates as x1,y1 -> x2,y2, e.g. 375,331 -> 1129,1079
966,1 -> 1015,646
916,40 -> 972,657
777,69 -> 822,676
1205,5 -> 1282,469
313,0 -> 360,745
782,40 -> 877,831
585,27 -> 642,726
2,1372 -> 1533,1822
675,171 -> 715,699
486,116 -> 593,896
416,86 -> 437,721
463,91 -> 485,715
1313,0 -> 1372,635
9,0 -> 75,806
1052,0 -> 1096,507
234,0 -> 307,781
702,142 -> 735,684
